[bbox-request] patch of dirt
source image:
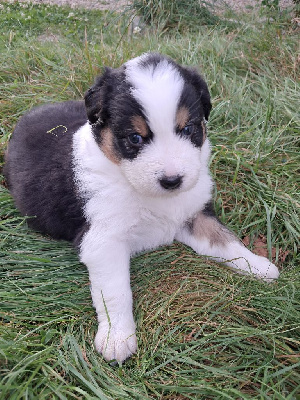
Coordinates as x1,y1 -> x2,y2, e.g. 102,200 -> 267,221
242,234 -> 289,265
214,0 -> 294,14
4,0 -> 295,12
4,0 -> 130,11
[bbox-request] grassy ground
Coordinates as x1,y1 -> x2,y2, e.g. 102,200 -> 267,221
0,2 -> 299,399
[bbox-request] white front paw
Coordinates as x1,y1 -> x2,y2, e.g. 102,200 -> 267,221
249,255 -> 279,281
225,243 -> 280,281
95,320 -> 137,363
232,254 -> 279,281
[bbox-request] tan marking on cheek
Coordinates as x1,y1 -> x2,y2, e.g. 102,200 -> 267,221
191,212 -> 236,247
176,106 -> 190,130
201,119 -> 207,142
131,115 -> 148,138
99,128 -> 120,165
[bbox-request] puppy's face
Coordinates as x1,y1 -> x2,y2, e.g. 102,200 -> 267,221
85,53 -> 212,197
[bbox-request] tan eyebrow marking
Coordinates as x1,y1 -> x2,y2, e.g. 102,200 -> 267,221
131,115 -> 148,138
176,106 -> 190,130
99,127 -> 120,165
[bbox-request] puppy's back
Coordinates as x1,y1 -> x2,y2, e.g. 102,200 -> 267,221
5,101 -> 88,242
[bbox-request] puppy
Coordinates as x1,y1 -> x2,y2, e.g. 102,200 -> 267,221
4,53 -> 279,363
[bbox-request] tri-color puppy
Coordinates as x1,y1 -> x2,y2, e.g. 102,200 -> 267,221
4,53 -> 279,363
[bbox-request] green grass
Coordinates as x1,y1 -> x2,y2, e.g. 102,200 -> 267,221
0,1 -> 299,399
132,0 -> 220,31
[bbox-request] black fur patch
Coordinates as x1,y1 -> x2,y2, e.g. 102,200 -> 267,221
5,101 -> 87,242
202,200 -> 216,218
85,67 -> 153,161
179,66 -> 212,122
177,67 -> 211,148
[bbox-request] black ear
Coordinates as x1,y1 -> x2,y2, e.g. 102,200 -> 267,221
84,67 -> 113,125
197,76 -> 212,121
181,67 -> 212,120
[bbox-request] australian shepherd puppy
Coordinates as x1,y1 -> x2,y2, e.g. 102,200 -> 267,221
4,53 -> 279,363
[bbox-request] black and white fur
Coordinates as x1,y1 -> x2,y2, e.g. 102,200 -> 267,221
4,53 -> 279,363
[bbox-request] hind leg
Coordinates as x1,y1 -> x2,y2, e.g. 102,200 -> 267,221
176,204 -> 279,281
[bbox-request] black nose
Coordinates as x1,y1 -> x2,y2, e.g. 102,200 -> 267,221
159,175 -> 183,190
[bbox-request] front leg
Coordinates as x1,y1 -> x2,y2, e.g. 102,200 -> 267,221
176,202 -> 279,281
79,227 -> 137,363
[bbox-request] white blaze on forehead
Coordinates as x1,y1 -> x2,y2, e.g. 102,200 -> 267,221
125,54 -> 184,136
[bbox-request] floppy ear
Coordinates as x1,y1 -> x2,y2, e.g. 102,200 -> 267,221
84,67 -> 113,125
181,67 -> 212,121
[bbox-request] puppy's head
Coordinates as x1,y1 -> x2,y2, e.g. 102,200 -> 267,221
85,53 -> 212,197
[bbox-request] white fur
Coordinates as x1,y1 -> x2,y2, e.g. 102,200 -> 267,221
73,123 -> 213,255
71,57 -> 279,363
73,123 -> 279,363
125,54 -> 184,136
123,55 -> 211,197
120,134 -> 211,197
73,123 -> 213,362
